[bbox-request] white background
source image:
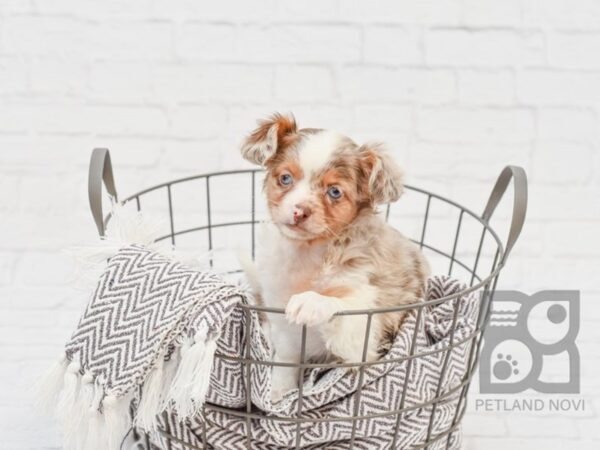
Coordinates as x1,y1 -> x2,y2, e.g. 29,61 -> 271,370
1,1 -> 599,449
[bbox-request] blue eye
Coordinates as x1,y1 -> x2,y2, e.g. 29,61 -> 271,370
279,173 -> 293,186
327,186 -> 342,199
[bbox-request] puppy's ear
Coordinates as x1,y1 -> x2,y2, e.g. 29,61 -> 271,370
240,113 -> 297,166
358,143 -> 404,205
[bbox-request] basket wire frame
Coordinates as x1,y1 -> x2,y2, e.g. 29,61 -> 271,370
89,149 -> 526,450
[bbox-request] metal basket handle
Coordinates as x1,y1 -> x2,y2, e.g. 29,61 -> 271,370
482,165 -> 528,264
88,148 -> 118,236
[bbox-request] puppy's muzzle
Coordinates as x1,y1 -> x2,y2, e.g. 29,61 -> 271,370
292,204 -> 312,225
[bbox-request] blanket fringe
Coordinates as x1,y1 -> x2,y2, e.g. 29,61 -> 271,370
104,394 -> 131,450
86,408 -> 105,450
73,373 -> 95,449
191,339 -> 217,402
134,350 -> 167,431
57,361 -> 82,447
167,329 -> 217,418
85,378 -> 106,450
33,352 -> 68,414
35,355 -> 135,450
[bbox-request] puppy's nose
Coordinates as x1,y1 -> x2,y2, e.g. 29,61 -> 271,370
293,204 -> 312,225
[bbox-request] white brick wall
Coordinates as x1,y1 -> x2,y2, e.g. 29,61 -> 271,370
1,1 -> 599,448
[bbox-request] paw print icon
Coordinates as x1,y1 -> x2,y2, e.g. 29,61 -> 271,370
479,290 -> 580,394
493,353 -> 520,380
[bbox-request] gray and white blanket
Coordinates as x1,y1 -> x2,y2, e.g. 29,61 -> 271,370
39,244 -> 477,450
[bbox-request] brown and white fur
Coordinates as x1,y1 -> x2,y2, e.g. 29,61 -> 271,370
240,113 -> 430,401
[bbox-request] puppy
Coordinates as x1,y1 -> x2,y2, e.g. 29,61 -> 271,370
240,113 -> 430,401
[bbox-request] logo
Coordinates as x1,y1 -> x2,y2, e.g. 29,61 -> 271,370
479,290 -> 580,394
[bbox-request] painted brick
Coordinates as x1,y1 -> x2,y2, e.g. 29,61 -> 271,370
537,108 -> 597,142
462,0 -> 524,26
458,70 -> 516,106
518,70 -> 600,105
0,56 -> 29,94
152,0 -> 277,22
363,26 -> 422,65
168,105 -> 228,139
417,108 -> 535,143
154,64 -> 273,102
177,24 -> 236,61
549,32 -> 600,69
339,67 -> 456,103
426,30 -> 545,67
354,105 -> 413,132
524,0 -> 600,30
274,66 -> 335,102
531,142 -> 593,184
88,22 -> 174,60
270,25 -> 361,64
90,61 -> 153,101
339,0 -> 462,25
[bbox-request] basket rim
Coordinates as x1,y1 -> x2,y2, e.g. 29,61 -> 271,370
117,168 -> 505,314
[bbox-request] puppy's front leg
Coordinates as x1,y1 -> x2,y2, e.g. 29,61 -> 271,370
285,290 -> 342,326
287,288 -> 380,364
269,315 -> 300,402
271,291 -> 340,403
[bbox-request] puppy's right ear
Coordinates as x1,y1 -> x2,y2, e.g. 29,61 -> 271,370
240,113 -> 297,166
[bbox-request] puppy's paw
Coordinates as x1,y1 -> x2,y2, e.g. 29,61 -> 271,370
285,291 -> 339,326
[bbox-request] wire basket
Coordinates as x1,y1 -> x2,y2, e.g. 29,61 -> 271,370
88,148 -> 527,450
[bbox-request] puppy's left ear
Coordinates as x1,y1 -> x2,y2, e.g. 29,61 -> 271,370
359,143 -> 404,205
240,113 -> 297,166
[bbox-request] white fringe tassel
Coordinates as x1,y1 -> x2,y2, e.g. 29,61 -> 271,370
85,378 -> 106,450
33,353 -> 68,414
35,356 -> 134,450
86,409 -> 105,450
57,361 -> 83,448
160,352 -> 181,415
103,394 -> 132,450
190,339 -> 217,402
73,373 -> 95,450
134,351 -> 166,431
166,329 -> 217,418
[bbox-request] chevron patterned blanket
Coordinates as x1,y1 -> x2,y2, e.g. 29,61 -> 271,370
39,244 -> 477,450
151,272 -> 478,449
38,245 -> 247,450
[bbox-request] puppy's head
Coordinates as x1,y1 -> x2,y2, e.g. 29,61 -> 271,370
241,113 -> 404,241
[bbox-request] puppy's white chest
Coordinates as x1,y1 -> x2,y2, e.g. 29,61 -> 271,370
256,224 -> 324,309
